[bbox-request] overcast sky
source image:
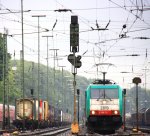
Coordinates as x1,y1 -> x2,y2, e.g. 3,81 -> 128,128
0,0 -> 150,89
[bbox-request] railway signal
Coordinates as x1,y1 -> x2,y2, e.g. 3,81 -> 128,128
70,16 -> 79,53
68,54 -> 82,68
76,55 -> 82,68
69,16 -> 80,134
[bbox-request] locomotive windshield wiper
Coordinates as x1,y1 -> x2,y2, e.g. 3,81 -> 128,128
104,95 -> 112,101
103,89 -> 112,101
97,95 -> 104,101
97,93 -> 104,101
96,94 -> 104,101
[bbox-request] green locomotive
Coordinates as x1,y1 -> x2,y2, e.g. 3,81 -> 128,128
85,79 -> 124,134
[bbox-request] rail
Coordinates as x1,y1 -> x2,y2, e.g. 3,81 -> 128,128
18,127 -> 70,136
126,126 -> 150,134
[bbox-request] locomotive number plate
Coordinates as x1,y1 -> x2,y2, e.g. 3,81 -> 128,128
100,106 -> 109,110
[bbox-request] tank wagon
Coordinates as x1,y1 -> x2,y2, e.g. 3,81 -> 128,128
85,79 -> 124,134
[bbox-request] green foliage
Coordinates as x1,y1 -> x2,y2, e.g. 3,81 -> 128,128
7,60 -> 90,115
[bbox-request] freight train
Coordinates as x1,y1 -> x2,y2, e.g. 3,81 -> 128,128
85,79 -> 124,134
128,108 -> 150,126
13,98 -> 72,129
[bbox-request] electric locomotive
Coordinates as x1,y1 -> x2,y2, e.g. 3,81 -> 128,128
85,78 -> 124,134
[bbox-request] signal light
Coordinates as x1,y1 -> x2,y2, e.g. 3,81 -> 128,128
68,54 -> 82,68
70,16 -> 79,53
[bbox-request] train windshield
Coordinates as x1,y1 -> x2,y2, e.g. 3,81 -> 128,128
90,88 -> 118,99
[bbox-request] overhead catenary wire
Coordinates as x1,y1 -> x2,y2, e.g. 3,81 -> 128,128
1,0 -> 150,86
109,0 -> 150,27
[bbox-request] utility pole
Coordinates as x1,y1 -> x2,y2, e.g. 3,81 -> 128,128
2,33 -> 6,130
49,49 -> 59,118
42,35 -> 53,103
21,0 -> 26,130
32,14 -> 46,129
142,67 -> 149,109
59,66 -> 66,111
31,62 -> 34,98
5,29 -> 10,129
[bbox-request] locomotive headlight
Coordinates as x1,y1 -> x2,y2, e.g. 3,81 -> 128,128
114,110 -> 118,115
103,100 -> 106,104
91,110 -> 95,115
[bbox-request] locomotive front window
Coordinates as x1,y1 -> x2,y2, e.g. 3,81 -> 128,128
90,88 -> 118,99
90,89 -> 100,99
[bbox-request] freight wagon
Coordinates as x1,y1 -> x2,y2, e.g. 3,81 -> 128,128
13,98 -> 72,129
130,108 -> 150,126
0,104 -> 15,129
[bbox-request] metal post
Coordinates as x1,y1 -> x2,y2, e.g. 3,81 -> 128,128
73,52 -> 77,124
7,74 -> 10,129
73,73 -> 76,123
5,31 -> 10,129
32,15 -> 46,129
132,77 -> 141,132
144,68 -> 146,108
59,66 -> 66,111
123,89 -> 126,131
103,72 -> 106,82
71,52 -> 79,134
61,67 -> 64,110
31,62 -> 34,97
31,62 -> 34,130
136,84 -> 139,130
77,89 -> 80,124
49,49 -> 59,121
21,0 -> 26,130
42,36 -> 53,103
2,33 -> 6,130
96,64 -> 98,79
142,67 -> 149,108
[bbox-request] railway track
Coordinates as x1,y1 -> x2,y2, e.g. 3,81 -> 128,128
125,126 -> 150,134
0,126 -> 70,136
18,127 -> 70,136
77,126 -> 150,136
1,125 -> 150,135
